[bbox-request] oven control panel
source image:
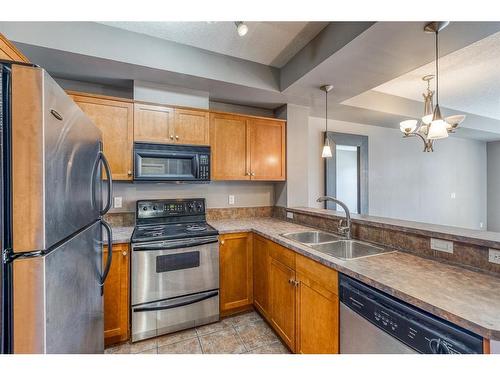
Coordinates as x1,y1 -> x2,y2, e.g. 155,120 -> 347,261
137,199 -> 206,219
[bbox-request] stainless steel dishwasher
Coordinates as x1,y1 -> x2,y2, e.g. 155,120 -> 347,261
339,274 -> 484,354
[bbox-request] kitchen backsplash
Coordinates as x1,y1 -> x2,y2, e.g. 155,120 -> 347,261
273,207 -> 500,276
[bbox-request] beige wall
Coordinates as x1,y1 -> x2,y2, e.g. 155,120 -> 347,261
307,116 -> 488,230
110,181 -> 276,213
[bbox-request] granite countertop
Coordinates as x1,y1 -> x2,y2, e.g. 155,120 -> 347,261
105,217 -> 500,340
105,226 -> 134,244
209,217 -> 500,341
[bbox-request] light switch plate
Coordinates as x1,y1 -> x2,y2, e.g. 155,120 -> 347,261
113,196 -> 122,209
489,249 -> 500,265
228,195 -> 235,205
430,238 -> 454,254
286,211 -> 294,219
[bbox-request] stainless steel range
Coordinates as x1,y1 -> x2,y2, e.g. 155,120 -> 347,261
131,198 -> 219,342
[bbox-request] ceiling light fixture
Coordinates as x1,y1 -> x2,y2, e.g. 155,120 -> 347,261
321,84 -> 334,158
235,22 -> 248,37
399,21 -> 466,152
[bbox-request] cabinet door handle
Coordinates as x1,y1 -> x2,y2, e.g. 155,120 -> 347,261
245,172 -> 250,176
170,135 -> 174,140
127,170 -> 132,176
122,251 -> 127,256
288,278 -> 294,284
220,240 -> 225,245
175,135 -> 179,140
294,280 -> 300,287
251,172 -> 255,176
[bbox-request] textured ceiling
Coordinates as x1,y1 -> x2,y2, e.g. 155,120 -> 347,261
373,31 -> 500,120
98,21 -> 328,68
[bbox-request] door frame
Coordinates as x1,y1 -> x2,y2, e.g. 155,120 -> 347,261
324,132 -> 368,214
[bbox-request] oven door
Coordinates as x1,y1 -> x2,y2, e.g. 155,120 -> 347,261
131,236 -> 219,306
134,143 -> 200,181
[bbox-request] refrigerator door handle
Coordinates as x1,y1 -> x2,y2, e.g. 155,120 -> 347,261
99,219 -> 113,288
99,151 -> 113,216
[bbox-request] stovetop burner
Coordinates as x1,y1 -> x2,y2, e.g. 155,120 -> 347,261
186,224 -> 208,232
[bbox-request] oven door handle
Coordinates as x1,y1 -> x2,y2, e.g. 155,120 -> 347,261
133,290 -> 219,312
133,236 -> 219,251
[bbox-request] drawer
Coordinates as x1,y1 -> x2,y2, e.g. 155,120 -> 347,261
296,254 -> 338,295
268,240 -> 295,269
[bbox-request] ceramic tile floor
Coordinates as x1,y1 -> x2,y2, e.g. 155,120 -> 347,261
105,310 -> 291,354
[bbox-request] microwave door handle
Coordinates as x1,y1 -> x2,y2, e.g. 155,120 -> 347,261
99,151 -> 113,215
99,219 -> 113,292
193,154 -> 200,179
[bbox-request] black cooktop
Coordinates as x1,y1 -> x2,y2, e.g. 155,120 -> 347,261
132,221 -> 219,243
131,198 -> 219,243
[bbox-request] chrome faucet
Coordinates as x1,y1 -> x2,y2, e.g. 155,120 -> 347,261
316,196 -> 352,240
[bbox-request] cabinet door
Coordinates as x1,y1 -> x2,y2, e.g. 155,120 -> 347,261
210,113 -> 250,180
269,258 -> 296,351
103,243 -> 130,347
253,235 -> 270,318
219,233 -> 253,315
296,273 -> 339,354
0,33 -> 30,63
248,119 -> 286,181
134,103 -> 175,143
173,108 -> 210,145
70,93 -> 134,180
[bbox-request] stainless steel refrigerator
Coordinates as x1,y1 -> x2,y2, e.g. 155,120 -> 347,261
0,62 -> 113,353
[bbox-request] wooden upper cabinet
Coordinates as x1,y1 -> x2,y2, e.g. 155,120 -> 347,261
0,33 -> 30,63
69,92 -> 134,180
253,235 -> 271,318
210,113 -> 250,180
174,108 -> 209,145
219,233 -> 253,316
248,118 -> 286,181
134,103 -> 175,143
103,243 -> 130,347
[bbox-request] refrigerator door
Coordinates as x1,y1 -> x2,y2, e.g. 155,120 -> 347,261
11,64 -> 103,253
12,221 -> 103,353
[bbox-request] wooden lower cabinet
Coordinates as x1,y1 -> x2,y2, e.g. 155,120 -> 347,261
219,233 -> 253,316
252,235 -> 270,317
251,234 -> 339,354
103,243 -> 130,347
296,273 -> 339,353
269,257 -> 296,350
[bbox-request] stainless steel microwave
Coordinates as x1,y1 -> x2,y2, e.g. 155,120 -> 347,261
134,143 -> 210,182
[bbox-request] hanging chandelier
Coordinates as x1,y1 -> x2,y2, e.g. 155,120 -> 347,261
399,21 -> 466,152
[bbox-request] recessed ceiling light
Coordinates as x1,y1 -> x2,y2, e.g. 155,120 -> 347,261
235,22 -> 248,37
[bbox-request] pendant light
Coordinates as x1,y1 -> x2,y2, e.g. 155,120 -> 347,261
321,84 -> 333,158
426,21 -> 449,140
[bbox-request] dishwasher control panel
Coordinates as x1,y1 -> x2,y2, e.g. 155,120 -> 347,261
339,275 -> 483,354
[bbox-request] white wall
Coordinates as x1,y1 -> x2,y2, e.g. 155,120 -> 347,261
487,141 -> 500,231
110,181 -> 275,213
307,117 -> 488,230
134,80 -> 209,109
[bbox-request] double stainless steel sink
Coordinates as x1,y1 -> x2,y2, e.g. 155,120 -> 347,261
281,230 -> 393,260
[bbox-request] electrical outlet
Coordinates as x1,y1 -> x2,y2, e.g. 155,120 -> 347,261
286,211 -> 294,219
228,195 -> 235,205
489,249 -> 500,265
113,196 -> 122,209
450,192 -> 456,199
430,238 -> 453,254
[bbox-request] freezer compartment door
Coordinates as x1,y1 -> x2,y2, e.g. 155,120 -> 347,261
13,221 -> 103,353
11,64 -> 104,253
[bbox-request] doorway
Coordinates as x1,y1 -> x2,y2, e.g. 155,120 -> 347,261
324,132 -> 368,214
